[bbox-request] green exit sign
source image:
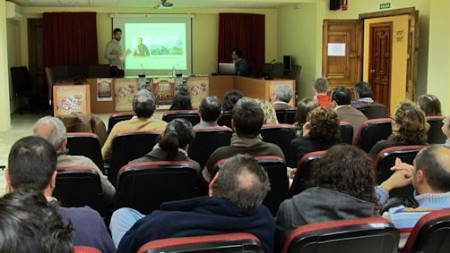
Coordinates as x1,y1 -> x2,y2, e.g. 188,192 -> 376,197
380,3 -> 391,9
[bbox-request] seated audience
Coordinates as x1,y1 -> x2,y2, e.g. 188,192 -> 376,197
332,86 -> 368,141
203,97 -> 284,182
290,106 -> 341,162
351,81 -> 375,106
255,98 -> 279,124
417,94 -> 442,116
131,118 -> 200,173
33,116 -> 115,201
276,144 -> 380,247
102,89 -> 167,162
222,89 -> 243,111
377,145 -> 450,246
110,154 -> 275,253
443,115 -> 450,148
312,77 -> 331,107
6,136 -> 116,252
293,98 -> 319,137
0,192 -> 73,253
369,100 -> 429,159
272,84 -> 294,109
169,91 -> 193,110
194,96 -> 223,128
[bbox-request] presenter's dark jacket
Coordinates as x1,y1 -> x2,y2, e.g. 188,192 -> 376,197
235,58 -> 250,76
117,196 -> 275,253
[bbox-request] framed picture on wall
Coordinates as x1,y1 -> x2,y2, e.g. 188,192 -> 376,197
53,84 -> 91,116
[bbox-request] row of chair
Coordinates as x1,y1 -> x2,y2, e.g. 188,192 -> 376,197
76,210 -> 450,253
55,144 -> 425,217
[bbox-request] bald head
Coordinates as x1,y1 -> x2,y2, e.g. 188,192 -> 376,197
33,116 -> 66,151
415,145 -> 450,192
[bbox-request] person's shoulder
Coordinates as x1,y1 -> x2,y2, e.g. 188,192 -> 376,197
58,205 -> 102,218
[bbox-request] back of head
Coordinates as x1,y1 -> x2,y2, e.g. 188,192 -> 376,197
392,100 -> 429,143
331,86 -> 352,105
32,116 -> 66,151
212,154 -> 270,210
255,99 -> 278,124
199,96 -> 222,122
223,90 -> 243,111
170,91 -> 192,110
7,136 -> 57,193
0,192 -> 73,253
295,98 -> 319,125
133,89 -> 156,118
307,106 -> 340,141
274,84 -> 294,103
232,97 -> 264,138
417,94 -> 442,116
159,118 -> 195,160
354,82 -> 373,98
310,144 -> 379,209
415,145 -> 450,192
313,77 -> 329,93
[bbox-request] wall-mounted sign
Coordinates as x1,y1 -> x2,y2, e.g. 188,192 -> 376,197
327,43 -> 346,56
380,3 -> 391,9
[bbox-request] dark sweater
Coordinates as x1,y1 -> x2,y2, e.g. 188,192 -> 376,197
118,196 -> 275,253
291,136 -> 341,162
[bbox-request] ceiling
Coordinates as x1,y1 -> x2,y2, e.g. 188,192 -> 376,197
9,0 -> 311,9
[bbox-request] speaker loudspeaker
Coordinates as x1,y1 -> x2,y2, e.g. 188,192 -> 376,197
330,0 -> 341,10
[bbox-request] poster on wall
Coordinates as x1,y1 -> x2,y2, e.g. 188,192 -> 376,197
114,78 -> 138,111
97,78 -> 113,101
152,78 -> 175,106
187,77 -> 209,109
53,85 -> 90,117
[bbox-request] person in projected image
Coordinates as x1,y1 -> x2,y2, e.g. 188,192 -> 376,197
134,37 -> 150,57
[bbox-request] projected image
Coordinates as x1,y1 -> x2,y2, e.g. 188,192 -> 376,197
134,37 -> 150,57
151,36 -> 183,56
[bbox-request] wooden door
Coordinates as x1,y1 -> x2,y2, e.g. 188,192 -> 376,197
369,22 -> 392,108
28,19 -> 45,105
322,20 -> 363,91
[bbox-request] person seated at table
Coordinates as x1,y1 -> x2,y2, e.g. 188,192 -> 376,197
130,118 -> 200,173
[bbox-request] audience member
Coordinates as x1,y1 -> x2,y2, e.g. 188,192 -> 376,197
203,97 -> 284,182
33,116 -> 115,201
255,98 -> 279,124
417,94 -> 442,116
6,136 -> 115,252
276,144 -> 379,247
369,100 -> 429,159
232,49 -> 249,76
102,89 -> 167,162
131,118 -> 200,173
294,98 -> 319,137
195,96 -> 223,128
443,116 -> 450,148
169,91 -> 193,110
222,90 -> 243,111
290,107 -> 341,162
351,81 -> 375,106
272,84 -> 294,109
0,192 -> 73,253
377,145 -> 450,246
332,86 -> 368,141
111,154 -> 275,253
312,77 -> 331,107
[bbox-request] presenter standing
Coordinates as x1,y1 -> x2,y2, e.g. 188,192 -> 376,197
105,28 -> 130,77
232,49 -> 249,76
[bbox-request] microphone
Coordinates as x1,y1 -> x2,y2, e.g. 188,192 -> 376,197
176,63 -> 182,77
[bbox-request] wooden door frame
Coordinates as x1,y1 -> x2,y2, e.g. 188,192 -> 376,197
359,7 -> 418,101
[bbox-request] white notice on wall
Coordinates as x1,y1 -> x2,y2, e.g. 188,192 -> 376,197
328,43 -> 346,56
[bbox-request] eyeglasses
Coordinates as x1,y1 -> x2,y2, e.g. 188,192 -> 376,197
389,115 -> 396,121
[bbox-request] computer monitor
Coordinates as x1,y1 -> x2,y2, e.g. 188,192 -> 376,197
218,63 -> 236,75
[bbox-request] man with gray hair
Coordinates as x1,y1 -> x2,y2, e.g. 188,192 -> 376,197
102,89 -> 167,162
312,77 -> 331,107
33,116 -> 115,200
110,153 -> 275,253
194,96 -> 223,128
272,84 -> 294,109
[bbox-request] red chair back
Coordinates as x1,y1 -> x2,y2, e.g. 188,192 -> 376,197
288,151 -> 325,197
